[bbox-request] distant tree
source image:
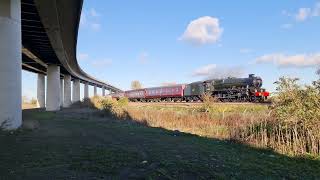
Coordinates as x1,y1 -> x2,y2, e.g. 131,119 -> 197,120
314,68 -> 320,89
22,96 -> 28,103
131,80 -> 142,90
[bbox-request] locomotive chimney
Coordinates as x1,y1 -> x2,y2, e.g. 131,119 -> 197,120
249,74 -> 254,78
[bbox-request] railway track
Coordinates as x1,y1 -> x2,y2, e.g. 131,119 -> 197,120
128,101 -> 271,107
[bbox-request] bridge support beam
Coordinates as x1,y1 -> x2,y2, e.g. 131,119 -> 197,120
46,65 -> 60,111
37,74 -> 45,108
84,82 -> 89,99
94,85 -> 97,96
72,79 -> 80,103
63,75 -> 72,107
0,0 -> 22,129
60,79 -> 63,107
102,87 -> 106,96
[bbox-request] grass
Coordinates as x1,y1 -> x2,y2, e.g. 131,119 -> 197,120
0,108 -> 319,179
121,103 -> 270,139
108,99 -> 318,157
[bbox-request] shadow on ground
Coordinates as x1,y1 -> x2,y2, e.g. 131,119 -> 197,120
0,107 -> 319,179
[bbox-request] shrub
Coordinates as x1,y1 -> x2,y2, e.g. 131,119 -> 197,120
233,76 -> 320,156
271,77 -> 320,128
30,98 -> 37,105
200,92 -> 218,112
100,97 -> 128,118
117,97 -> 129,107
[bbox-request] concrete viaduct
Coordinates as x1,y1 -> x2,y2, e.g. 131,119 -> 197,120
0,0 -> 122,130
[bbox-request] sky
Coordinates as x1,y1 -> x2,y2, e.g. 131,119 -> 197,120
22,0 -> 320,100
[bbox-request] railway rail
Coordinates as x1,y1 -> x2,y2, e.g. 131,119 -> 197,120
128,101 -> 271,107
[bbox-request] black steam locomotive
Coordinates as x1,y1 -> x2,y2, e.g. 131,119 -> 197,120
185,74 -> 269,102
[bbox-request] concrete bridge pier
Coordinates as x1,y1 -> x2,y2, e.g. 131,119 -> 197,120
102,87 -> 106,96
0,0 -> 22,129
94,85 -> 97,96
46,65 -> 60,111
72,79 -> 80,103
37,74 -> 45,108
84,82 -> 89,99
60,78 -> 63,107
63,75 -> 72,107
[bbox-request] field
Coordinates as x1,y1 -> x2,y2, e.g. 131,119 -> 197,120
125,102 -> 269,138
1,103 -> 320,179
22,102 -> 37,109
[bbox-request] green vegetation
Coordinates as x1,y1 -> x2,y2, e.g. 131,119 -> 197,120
2,72 -> 320,178
0,109 -> 319,179
238,76 -> 320,156
99,73 -> 320,157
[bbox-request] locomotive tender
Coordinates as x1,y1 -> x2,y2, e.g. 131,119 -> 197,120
112,74 -> 269,102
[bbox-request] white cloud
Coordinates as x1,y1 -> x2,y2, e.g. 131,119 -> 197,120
240,48 -> 253,54
91,59 -> 113,67
193,64 -> 217,76
284,2 -> 320,22
281,23 -> 293,29
91,23 -> 101,31
78,53 -> 112,67
180,16 -> 223,45
282,10 -> 291,16
295,8 -> 312,21
138,51 -> 149,64
313,2 -> 320,16
255,53 -> 320,68
192,64 -> 244,79
89,8 -> 100,17
78,53 -> 89,61
80,8 -> 102,31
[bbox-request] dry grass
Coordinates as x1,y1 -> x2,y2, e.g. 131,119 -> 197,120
123,105 -> 320,157
83,96 -> 320,157
22,102 -> 37,109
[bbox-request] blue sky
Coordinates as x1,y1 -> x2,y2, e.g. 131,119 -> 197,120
22,0 -> 320,99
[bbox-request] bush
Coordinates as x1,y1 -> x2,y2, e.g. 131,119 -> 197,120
271,77 -> 320,128
30,98 -> 37,105
200,92 -> 218,112
117,97 -> 129,107
233,76 -> 320,156
100,97 -> 128,118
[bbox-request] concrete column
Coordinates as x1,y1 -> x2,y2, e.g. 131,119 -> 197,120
102,87 -> 106,96
84,82 -> 89,99
46,65 -> 60,111
60,78 -> 63,107
63,75 -> 72,107
94,85 -> 97,96
37,74 -> 45,108
72,79 -> 80,102
0,0 -> 22,129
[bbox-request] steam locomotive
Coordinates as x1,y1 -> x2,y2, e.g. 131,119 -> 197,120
112,74 -> 269,102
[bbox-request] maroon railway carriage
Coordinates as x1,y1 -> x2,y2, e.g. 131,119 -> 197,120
144,85 -> 186,102
124,89 -> 146,101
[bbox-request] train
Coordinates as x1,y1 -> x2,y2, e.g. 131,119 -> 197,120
111,74 -> 270,102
